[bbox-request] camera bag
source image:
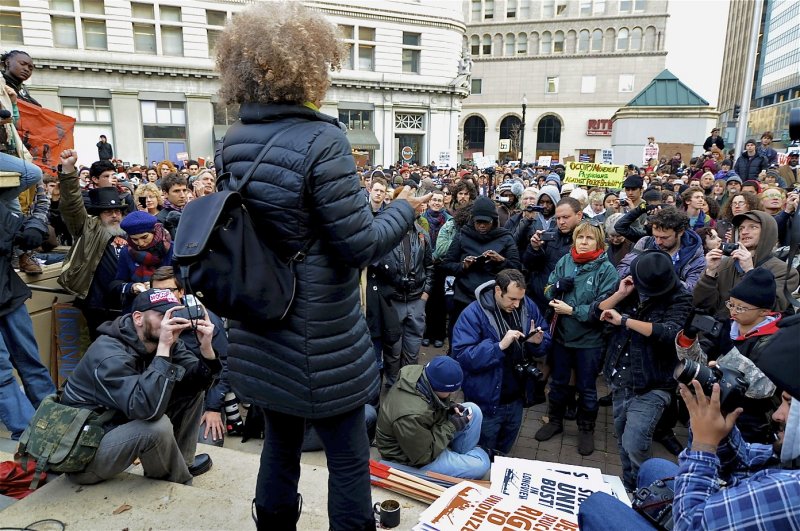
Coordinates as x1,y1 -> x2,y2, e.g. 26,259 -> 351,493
16,394 -> 114,489
173,123 -> 313,324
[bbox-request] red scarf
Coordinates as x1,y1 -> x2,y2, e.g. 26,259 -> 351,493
571,247 -> 604,264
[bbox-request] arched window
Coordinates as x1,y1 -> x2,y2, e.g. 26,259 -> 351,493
505,33 -> 516,56
541,31 -> 552,54
482,34 -> 492,55
553,31 -> 564,53
463,116 -> 486,150
500,115 -> 522,154
630,27 -> 642,51
470,35 -> 480,56
591,29 -> 603,52
617,28 -> 629,51
530,32 -> 539,53
578,30 -> 590,52
517,33 -> 527,54
536,115 -> 562,155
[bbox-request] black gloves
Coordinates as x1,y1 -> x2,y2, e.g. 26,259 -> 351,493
682,310 -> 703,340
555,277 -> 575,293
448,411 -> 469,431
15,228 -> 44,251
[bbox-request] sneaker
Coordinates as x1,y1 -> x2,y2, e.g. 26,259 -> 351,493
421,339 -> 430,347
534,421 -> 563,442
577,430 -> 595,456
598,393 -> 613,407
433,340 -> 444,348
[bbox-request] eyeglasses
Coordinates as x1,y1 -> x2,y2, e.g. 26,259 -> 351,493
725,300 -> 758,313
730,200 -> 747,206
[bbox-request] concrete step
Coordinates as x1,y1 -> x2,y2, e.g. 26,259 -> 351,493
0,439 -> 428,530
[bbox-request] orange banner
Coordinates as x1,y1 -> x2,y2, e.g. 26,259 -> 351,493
16,100 -> 76,177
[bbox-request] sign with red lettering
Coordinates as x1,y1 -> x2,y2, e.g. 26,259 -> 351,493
586,119 -> 612,136
16,100 -> 76,177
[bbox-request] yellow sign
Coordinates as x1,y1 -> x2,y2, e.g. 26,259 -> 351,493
564,162 -> 626,188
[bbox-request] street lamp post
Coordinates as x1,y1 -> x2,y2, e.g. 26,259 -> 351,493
520,95 -> 527,165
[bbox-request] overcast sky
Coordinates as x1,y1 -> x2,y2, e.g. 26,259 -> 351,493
664,0 -> 732,107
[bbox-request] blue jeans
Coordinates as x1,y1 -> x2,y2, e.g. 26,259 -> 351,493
419,402 -> 490,479
256,405 -> 373,531
578,458 -> 678,530
0,303 -> 56,439
613,388 -> 671,490
549,342 -> 603,425
479,399 -> 524,454
0,152 -> 42,208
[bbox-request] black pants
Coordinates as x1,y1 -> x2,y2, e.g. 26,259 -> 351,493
423,269 -> 447,342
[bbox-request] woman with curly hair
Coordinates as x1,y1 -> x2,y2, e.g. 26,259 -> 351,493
157,160 -> 176,180
133,182 -> 162,216
214,4 -> 428,529
719,190 -> 760,222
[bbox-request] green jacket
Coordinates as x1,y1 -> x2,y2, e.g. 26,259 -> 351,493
545,252 -> 619,348
375,365 -> 456,467
433,218 -> 457,261
57,170 -> 116,299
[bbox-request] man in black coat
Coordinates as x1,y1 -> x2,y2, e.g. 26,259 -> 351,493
96,135 -> 113,161
734,139 -> 769,181
703,128 -> 725,151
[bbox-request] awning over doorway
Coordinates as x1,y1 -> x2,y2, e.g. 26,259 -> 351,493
346,129 -> 380,150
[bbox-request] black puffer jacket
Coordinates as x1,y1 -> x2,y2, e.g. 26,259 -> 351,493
216,103 -> 415,419
374,222 -> 434,302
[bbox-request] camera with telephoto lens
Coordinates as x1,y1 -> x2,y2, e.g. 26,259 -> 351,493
673,359 -> 748,414
720,242 -> 738,256
515,354 -> 543,381
174,294 -> 204,321
526,205 -> 545,213
400,272 -> 416,291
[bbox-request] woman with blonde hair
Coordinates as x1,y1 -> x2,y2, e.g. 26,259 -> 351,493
214,3 -> 428,529
133,182 -> 162,216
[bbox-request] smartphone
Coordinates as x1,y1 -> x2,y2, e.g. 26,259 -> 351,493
474,254 -> 489,264
462,407 -> 472,417
522,327 -> 543,342
139,197 -> 147,208
540,232 -> 557,242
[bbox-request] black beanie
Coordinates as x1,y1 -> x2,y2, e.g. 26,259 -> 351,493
729,267 -> 776,309
471,196 -> 498,223
753,313 -> 800,400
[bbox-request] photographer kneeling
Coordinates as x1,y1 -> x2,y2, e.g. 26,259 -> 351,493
578,314 -> 800,531
677,267 -> 781,444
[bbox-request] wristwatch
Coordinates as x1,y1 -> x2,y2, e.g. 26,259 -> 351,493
621,314 -> 630,328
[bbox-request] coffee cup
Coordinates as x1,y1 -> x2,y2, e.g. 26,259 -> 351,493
373,499 -> 400,528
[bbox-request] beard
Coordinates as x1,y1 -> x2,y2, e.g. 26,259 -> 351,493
141,317 -> 161,346
103,223 -> 126,237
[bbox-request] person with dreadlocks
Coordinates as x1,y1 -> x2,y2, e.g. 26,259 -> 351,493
1,50 -> 39,107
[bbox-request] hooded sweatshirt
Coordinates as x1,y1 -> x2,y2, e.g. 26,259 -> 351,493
617,229 -> 706,293
693,210 -> 800,319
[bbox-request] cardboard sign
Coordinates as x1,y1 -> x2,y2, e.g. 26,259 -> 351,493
438,151 -> 455,169
643,143 -> 659,165
50,303 -> 90,388
564,162 -> 626,188
17,100 -> 76,177
537,156 -> 552,167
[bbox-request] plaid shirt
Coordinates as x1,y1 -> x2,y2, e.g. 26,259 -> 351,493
674,427 -> 800,530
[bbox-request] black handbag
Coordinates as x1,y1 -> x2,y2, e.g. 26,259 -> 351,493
173,124 -> 311,324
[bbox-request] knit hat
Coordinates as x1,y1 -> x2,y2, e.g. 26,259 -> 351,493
561,183 -> 576,194
497,180 -> 525,198
120,211 -> 158,235
729,268 -> 776,309
132,288 -> 181,314
545,173 -> 561,188
726,174 -> 742,184
424,356 -> 463,393
742,179 -> 761,192
766,168 -> 781,180
630,250 -> 677,297
471,196 -> 497,223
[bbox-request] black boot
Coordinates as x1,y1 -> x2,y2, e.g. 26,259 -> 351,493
577,408 -> 598,456
598,392 -> 613,407
535,403 -> 565,441
253,494 -> 303,531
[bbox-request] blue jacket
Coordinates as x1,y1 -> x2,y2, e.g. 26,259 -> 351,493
452,281 -> 551,415
617,229 -> 706,293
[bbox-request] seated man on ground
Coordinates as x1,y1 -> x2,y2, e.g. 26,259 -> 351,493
60,289 -> 221,484
375,356 -> 490,479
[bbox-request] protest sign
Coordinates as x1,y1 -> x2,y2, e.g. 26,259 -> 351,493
17,100 -> 76,177
564,161 -> 625,188
601,149 -> 614,164
414,482 -> 578,531
438,151 -> 454,169
537,155 -> 552,167
643,143 -> 659,165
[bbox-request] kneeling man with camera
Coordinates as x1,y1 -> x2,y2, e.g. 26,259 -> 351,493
60,288 -> 221,484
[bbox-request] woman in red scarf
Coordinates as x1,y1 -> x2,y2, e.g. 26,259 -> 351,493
534,220 -> 619,456
112,211 -> 173,312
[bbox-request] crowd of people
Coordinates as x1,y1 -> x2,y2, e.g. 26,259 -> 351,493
2,3 -> 800,530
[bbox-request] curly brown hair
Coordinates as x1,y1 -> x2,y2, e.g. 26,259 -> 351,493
215,2 -> 343,105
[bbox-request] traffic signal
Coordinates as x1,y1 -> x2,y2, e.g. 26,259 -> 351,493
733,104 -> 741,121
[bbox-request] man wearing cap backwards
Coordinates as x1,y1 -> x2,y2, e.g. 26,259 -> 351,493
578,313 -> 800,531
57,149 -> 130,338
694,210 -> 799,320
597,250 -> 693,490
375,356 -> 491,479
60,289 -> 221,485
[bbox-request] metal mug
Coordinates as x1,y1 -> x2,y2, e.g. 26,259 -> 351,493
373,498 -> 400,528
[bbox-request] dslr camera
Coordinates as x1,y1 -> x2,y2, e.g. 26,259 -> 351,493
174,294 -> 204,321
515,350 -> 544,381
720,242 -> 738,256
400,272 -> 417,291
673,359 -> 748,414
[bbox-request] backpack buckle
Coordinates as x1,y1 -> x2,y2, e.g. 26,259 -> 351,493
292,250 -> 307,263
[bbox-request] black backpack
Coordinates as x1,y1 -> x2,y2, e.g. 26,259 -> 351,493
172,124 -> 312,324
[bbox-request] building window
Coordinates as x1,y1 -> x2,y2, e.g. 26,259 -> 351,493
339,24 -> 376,71
338,109 -> 372,130
80,0 -> 103,14
141,101 -> 185,125
578,30 -> 590,52
591,29 -> 603,51
82,18 -> 106,49
553,31 -> 564,52
546,76 -> 559,93
620,0 -> 632,11
359,45 -> 375,70
630,27 -> 643,51
470,0 -> 481,22
484,0 -> 493,19
161,25 -> 183,56
507,0 -> 516,18
52,16 -> 77,48
519,0 -> 530,18
541,31 -> 551,54
212,102 -> 239,126
471,78 -> 482,94
482,34 -> 491,55
542,0 -> 553,17
131,2 -> 153,18
159,5 -> 181,22
463,115 -> 486,150
581,75 -> 596,93
206,9 -> 226,26
0,0 -> 20,7
634,0 -> 646,10
517,33 -> 527,54
580,0 -> 591,16
617,28 -> 629,51
50,0 -> 73,12
470,35 -> 480,56
61,97 -> 111,123
619,74 -> 635,92
395,113 -> 424,130
556,1 -> 567,15
207,29 -> 221,56
0,12 -> 23,44
593,0 -> 605,14
505,33 -> 515,56
133,23 -> 156,53
402,32 -> 421,74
